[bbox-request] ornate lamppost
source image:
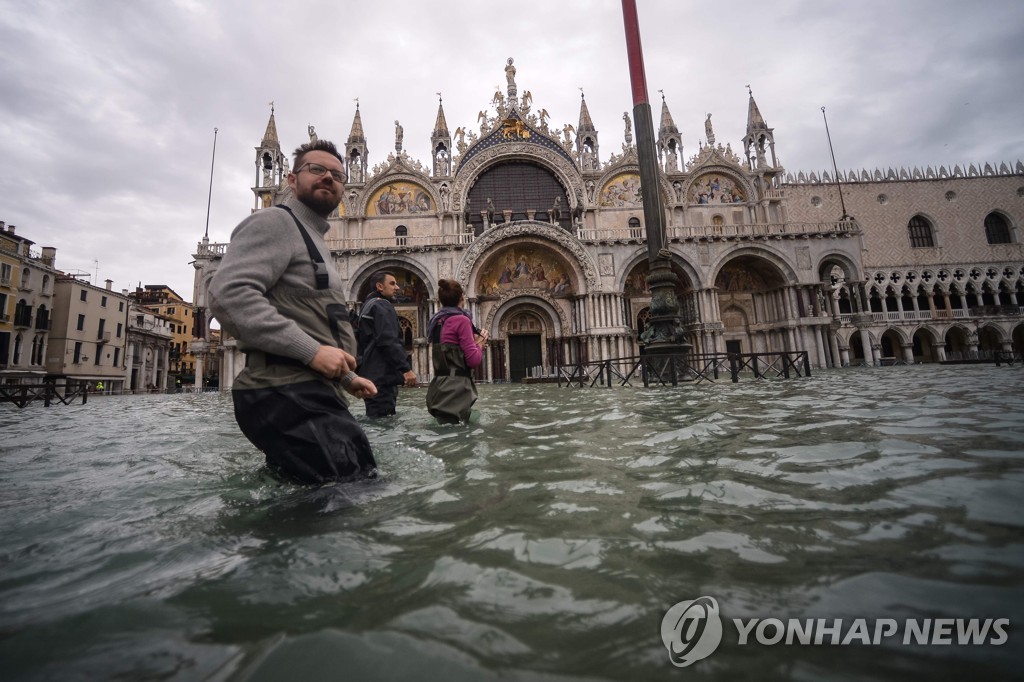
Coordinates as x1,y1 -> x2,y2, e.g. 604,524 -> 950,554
621,0 -> 691,358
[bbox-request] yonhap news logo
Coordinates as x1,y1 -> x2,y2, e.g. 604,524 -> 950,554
661,596 -> 1009,667
660,596 -> 724,667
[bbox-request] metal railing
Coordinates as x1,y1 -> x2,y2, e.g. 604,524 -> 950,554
555,350 -> 811,387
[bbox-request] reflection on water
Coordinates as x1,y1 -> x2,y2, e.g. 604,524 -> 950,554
1,365 -> 1023,680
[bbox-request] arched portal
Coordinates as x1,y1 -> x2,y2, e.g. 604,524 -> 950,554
912,328 -> 941,363
944,326 -> 970,358
1013,323 -> 1024,360
622,259 -> 699,350
474,241 -> 578,381
354,266 -> 430,353
714,254 -> 790,355
489,297 -> 564,382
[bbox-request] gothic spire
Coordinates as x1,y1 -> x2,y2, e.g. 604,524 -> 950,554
745,85 -> 768,134
658,92 -> 679,136
656,92 -> 683,173
347,101 -> 366,144
577,91 -> 596,132
433,95 -> 450,138
743,86 -> 778,170
261,103 -> 279,147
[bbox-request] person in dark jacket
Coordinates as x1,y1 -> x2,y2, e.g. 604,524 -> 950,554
357,271 -> 416,417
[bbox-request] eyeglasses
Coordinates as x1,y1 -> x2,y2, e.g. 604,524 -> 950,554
295,162 -> 345,182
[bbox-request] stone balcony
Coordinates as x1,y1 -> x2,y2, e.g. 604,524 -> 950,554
576,220 -> 860,245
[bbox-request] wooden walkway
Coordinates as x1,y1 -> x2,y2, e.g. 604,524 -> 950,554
0,382 -> 89,408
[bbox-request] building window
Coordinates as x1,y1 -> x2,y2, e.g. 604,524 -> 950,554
984,212 -> 1012,244
77,313 -> 85,331
907,215 -> 935,248
98,318 -> 106,339
395,225 -> 408,246
35,305 -> 48,330
94,343 -> 102,365
0,263 -> 12,286
168,307 -> 175,315
116,322 -> 123,337
21,268 -> 30,289
41,275 -> 49,293
119,301 -> 124,312
628,217 -> 642,239
73,341 -> 82,363
113,347 -> 120,367
80,289 -> 87,302
101,295 -> 107,307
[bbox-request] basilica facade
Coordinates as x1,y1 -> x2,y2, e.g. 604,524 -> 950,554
193,60 -> 1024,386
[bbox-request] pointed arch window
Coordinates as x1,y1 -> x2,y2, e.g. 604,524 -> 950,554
395,225 -> 408,246
907,215 -> 935,248
984,212 -> 1012,244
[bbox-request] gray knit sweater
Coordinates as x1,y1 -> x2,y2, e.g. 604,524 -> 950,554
209,197 -> 341,364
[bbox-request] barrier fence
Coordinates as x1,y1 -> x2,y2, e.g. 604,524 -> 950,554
554,351 -> 811,388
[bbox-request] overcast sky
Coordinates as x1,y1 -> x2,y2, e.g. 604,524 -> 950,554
2,0 -> 1022,301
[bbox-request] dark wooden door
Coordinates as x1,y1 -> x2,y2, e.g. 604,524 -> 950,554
508,334 -> 542,382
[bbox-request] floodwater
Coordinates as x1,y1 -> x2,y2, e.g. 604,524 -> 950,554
1,365 -> 1023,681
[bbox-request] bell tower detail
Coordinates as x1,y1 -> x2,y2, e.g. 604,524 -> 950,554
345,102 -> 368,185
431,95 -> 452,177
576,92 -> 600,172
657,93 -> 683,173
253,103 -> 286,211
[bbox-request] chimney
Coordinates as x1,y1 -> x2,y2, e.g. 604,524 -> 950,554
105,278 -> 113,290
40,246 -> 56,267
0,221 -> 5,230
7,225 -> 14,234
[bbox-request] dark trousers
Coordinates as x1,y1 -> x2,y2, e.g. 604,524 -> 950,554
364,384 -> 399,418
233,380 -> 377,484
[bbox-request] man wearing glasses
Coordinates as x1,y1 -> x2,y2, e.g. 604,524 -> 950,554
210,140 -> 379,484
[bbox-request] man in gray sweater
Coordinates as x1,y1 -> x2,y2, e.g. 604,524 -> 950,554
209,140 -> 379,484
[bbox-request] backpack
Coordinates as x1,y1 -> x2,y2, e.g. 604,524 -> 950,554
351,298 -> 382,366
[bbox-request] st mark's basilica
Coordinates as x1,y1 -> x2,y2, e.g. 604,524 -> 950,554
192,59 -> 1024,386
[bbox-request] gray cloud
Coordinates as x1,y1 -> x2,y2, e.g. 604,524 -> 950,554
1,0 -> 1021,299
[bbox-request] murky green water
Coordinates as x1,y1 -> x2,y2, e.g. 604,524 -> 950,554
2,365 -> 1023,681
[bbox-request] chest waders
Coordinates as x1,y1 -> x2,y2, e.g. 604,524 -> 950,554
231,206 -> 377,483
425,317 -> 478,424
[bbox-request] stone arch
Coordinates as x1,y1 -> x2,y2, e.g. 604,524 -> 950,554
710,246 -> 798,288
363,174 -> 439,217
473,241 -> 579,301
943,324 -> 972,355
485,293 -> 569,340
452,144 -> 583,217
683,166 -> 754,206
456,222 -> 598,293
348,257 -> 434,302
617,249 -> 702,292
817,252 -> 862,286
911,325 -> 943,363
619,250 -> 703,331
1012,322 -> 1024,358
977,322 -> 1008,346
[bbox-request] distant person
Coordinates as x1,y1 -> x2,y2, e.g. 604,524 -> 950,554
425,279 -> 488,424
209,139 -> 379,484
356,271 -> 417,418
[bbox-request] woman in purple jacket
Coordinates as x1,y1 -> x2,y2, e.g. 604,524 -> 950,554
425,279 -> 489,424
